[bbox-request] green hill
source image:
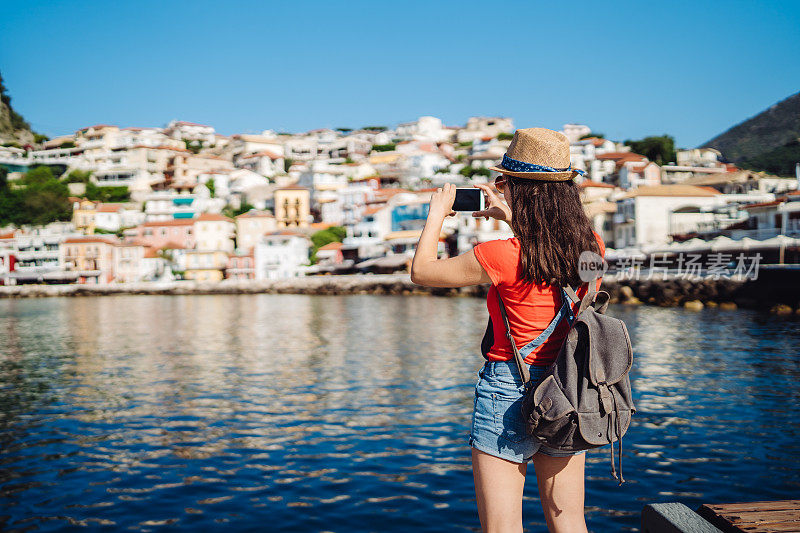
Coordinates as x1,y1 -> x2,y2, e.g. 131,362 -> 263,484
0,71 -> 35,146
701,91 -> 800,176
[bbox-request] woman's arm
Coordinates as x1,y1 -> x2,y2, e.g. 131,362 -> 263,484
410,183 -> 492,288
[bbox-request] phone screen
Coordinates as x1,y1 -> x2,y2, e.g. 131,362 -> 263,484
452,188 -> 483,211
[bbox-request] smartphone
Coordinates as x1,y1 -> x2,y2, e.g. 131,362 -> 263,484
452,188 -> 485,212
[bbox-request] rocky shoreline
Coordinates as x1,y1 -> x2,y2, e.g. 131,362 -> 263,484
1,272 -> 798,314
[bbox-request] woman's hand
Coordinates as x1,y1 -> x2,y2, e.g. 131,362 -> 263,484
427,183 -> 457,220
472,182 -> 512,224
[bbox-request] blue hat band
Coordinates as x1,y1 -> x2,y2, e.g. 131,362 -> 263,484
500,154 -> 585,176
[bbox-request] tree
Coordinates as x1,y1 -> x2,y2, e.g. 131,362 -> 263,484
372,143 -> 396,152
21,177 -> 72,225
85,183 -> 130,202
206,178 -> 216,198
741,138 -> 800,176
579,133 -> 605,140
64,169 -> 92,184
182,139 -> 201,154
497,133 -> 514,141
23,165 -> 56,186
459,166 -> 491,179
623,135 -> 676,165
222,202 -> 255,219
309,226 -> 346,264
284,158 -> 294,173
0,165 -> 71,226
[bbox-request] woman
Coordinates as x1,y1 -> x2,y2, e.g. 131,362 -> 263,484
410,128 -> 605,533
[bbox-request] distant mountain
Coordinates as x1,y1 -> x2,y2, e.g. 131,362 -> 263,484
701,91 -> 800,176
0,71 -> 35,146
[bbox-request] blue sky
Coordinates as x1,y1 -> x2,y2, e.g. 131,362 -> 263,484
2,0 -> 798,147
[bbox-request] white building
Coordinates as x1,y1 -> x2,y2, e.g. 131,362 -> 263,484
164,120 -> 216,145
395,116 -> 451,142
94,203 -> 146,232
113,242 -> 148,283
613,185 -> 721,249
676,148 -> 723,168
6,224 -> 78,283
456,117 -> 514,143
569,137 -> 617,177
235,210 -> 277,252
115,127 -> 183,149
229,134 -> 285,158
193,213 -> 235,253
142,188 -> 226,222
236,150 -> 285,177
254,231 -> 311,279
561,124 -> 592,143
619,161 -> 662,189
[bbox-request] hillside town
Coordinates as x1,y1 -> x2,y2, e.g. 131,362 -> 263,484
0,117 -> 798,285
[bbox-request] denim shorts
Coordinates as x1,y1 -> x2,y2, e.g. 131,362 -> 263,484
468,359 -> 587,464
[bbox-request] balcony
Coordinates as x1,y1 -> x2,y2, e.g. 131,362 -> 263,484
14,250 -> 59,261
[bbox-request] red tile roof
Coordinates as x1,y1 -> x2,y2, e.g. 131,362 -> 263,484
624,185 -> 720,198
240,150 -> 283,160
170,121 -> 212,128
742,200 -> 783,210
374,187 -> 413,200
78,124 -> 116,132
63,237 -> 117,245
130,144 -> 191,153
160,241 -> 188,250
595,152 -> 646,161
142,219 -> 196,227
580,181 -> 614,188
96,203 -> 125,213
318,242 -> 344,251
265,230 -> 307,238
195,213 -> 233,222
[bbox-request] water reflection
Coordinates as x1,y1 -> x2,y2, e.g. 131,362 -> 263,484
0,295 -> 798,531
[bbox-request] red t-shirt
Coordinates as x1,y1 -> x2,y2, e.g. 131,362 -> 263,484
473,231 -> 606,366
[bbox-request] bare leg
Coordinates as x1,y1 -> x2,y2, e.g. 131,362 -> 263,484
531,451 -> 588,533
471,447 -> 528,533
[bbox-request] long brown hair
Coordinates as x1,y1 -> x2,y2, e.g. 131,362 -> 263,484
506,176 -> 599,287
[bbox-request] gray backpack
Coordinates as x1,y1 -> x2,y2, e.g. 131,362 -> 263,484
486,280 -> 636,485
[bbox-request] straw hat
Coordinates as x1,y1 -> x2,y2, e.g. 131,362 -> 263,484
489,127 -> 583,181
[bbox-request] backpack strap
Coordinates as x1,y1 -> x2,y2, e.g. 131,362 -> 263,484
517,288 -> 574,359
495,285 -> 578,386
495,294 -> 531,385
563,284 -> 580,305
578,278 -> 609,314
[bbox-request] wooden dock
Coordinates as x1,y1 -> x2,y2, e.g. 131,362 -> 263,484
696,500 -> 800,532
642,500 -> 800,533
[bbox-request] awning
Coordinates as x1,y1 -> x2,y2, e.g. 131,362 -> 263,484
356,255 -> 411,269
